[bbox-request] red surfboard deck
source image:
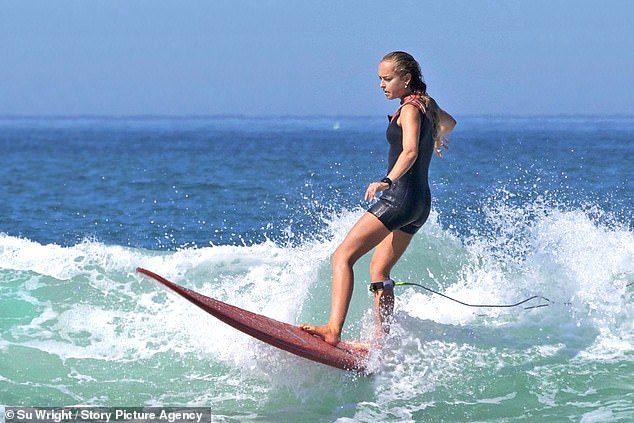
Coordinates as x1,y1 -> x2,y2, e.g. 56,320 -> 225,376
136,267 -> 369,372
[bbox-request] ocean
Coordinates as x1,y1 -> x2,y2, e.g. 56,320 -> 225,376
1,115 -> 633,422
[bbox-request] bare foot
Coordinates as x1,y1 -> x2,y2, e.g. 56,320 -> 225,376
299,323 -> 341,346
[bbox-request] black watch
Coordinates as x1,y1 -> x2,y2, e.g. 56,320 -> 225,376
380,177 -> 393,188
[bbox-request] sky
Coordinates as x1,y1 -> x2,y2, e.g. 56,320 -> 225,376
1,0 -> 633,117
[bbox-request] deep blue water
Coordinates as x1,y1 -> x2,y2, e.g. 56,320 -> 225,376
2,116 -> 631,248
2,117 -> 388,248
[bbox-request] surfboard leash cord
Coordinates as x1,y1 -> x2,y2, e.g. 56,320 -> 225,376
391,281 -> 553,310
369,279 -> 632,310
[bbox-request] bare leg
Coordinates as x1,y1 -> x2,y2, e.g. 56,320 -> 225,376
300,212 -> 390,345
370,230 -> 413,340
373,288 -> 395,340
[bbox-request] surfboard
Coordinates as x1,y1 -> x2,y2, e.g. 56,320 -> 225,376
136,267 -> 370,372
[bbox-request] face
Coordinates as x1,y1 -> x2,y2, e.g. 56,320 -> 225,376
378,60 -> 411,100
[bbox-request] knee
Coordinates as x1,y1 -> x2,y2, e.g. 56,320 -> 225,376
332,248 -> 354,269
332,247 -> 353,272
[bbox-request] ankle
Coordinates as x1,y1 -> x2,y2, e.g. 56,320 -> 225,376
326,321 -> 343,336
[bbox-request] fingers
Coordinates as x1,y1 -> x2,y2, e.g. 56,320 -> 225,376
434,137 -> 450,157
365,182 -> 387,201
364,185 -> 376,201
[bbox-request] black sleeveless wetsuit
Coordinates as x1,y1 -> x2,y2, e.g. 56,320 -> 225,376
368,106 -> 434,234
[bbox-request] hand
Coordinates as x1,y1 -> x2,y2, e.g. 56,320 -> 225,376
365,181 -> 390,201
434,136 -> 449,157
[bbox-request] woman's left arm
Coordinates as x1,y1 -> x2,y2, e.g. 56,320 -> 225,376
431,99 -> 456,157
365,104 -> 420,201
437,105 -> 456,135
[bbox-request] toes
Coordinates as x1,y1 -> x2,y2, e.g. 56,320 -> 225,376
299,324 -> 315,333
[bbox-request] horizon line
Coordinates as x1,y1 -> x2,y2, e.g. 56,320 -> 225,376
2,113 -> 634,120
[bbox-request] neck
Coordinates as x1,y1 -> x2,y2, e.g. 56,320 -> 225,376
400,90 -> 421,103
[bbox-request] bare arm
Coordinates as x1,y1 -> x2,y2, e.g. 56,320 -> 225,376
437,105 -> 456,135
431,98 -> 456,157
365,104 -> 420,200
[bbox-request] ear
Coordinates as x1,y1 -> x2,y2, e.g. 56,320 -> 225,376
404,72 -> 412,86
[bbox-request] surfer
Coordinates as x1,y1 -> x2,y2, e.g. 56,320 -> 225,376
300,51 -> 456,346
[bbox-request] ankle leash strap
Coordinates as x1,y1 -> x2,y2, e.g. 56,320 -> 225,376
369,279 -> 395,292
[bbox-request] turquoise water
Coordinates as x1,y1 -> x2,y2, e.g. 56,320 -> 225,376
1,116 -> 633,422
